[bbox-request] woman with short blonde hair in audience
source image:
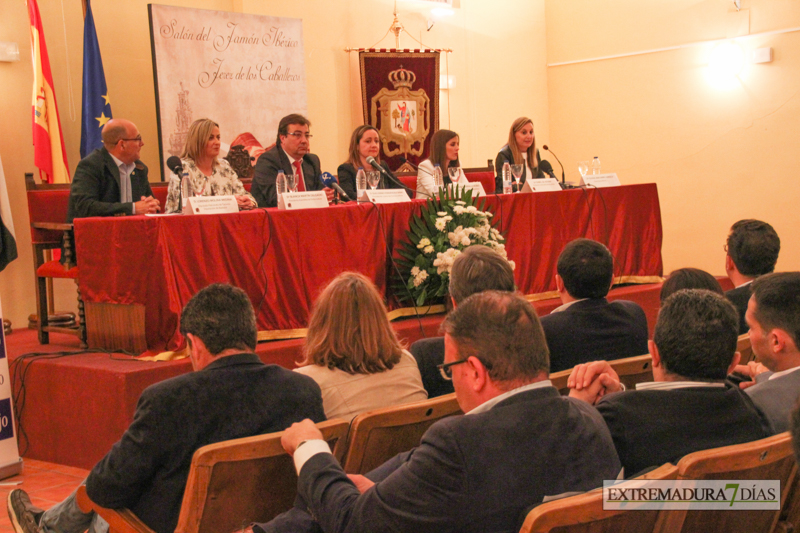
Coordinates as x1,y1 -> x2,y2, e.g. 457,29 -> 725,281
295,272 -> 427,421
164,118 -> 256,213
416,129 -> 470,199
494,116 -> 548,193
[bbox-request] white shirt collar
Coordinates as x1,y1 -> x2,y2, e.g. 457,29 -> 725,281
768,365 -> 800,381
282,147 -> 300,166
636,381 -> 725,391
467,380 -> 553,415
551,298 -> 588,313
735,279 -> 754,289
109,153 -> 134,174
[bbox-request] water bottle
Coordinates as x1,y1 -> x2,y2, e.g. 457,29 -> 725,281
180,170 -> 192,209
276,170 -> 287,196
502,161 -> 512,194
433,164 -> 443,190
591,156 -> 601,175
356,167 -> 367,201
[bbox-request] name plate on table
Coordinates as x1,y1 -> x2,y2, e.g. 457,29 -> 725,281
580,173 -> 621,188
521,178 -> 563,193
278,191 -> 329,210
359,189 -> 411,204
183,195 -> 238,215
461,181 -> 487,196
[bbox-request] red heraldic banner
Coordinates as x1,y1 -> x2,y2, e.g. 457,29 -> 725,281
360,50 -> 439,172
28,0 -> 70,184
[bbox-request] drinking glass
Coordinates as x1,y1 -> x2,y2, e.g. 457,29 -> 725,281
448,167 -> 461,183
366,171 -> 381,190
286,172 -> 298,193
578,161 -> 590,178
511,164 -> 524,191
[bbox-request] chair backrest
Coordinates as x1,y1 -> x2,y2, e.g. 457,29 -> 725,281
549,354 -> 653,395
653,432 -> 797,533
737,332 -> 754,364
463,159 -> 495,194
174,419 -> 349,533
342,393 -> 462,474
25,172 -> 72,244
518,463 -> 679,533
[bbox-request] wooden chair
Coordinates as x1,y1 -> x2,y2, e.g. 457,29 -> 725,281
341,393 -> 462,475
75,419 -> 349,533
224,144 -> 255,180
25,173 -> 85,345
549,354 -> 653,395
518,463 -> 679,533
738,332 -> 755,364
653,432 -> 796,533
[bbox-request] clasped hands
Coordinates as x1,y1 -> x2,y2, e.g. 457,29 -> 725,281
568,361 -> 624,405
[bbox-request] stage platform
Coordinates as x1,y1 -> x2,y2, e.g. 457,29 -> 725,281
9,278 -> 732,469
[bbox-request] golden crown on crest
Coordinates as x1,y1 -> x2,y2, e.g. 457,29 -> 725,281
388,66 -> 416,89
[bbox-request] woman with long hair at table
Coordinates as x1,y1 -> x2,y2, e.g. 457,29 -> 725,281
416,129 -> 470,199
337,125 -> 403,200
164,118 -> 257,213
494,117 -> 548,193
295,272 -> 427,421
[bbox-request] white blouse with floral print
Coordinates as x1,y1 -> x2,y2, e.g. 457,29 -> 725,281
164,158 -> 256,214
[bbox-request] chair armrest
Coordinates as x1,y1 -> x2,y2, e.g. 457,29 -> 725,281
31,222 -> 73,232
75,486 -> 156,533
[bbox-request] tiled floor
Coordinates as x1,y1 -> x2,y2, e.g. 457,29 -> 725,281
0,459 -> 88,532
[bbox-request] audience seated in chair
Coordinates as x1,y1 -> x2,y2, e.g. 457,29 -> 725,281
7,284 -> 325,533
723,219 -> 780,334
659,267 -> 723,303
733,272 -> 800,433
540,238 -> 649,373
568,289 -> 772,478
294,272 -> 427,421
410,244 -> 516,398
253,291 -> 621,533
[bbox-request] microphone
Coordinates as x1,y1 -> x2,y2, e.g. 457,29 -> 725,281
166,156 -> 183,176
541,145 -> 568,188
365,156 -> 425,197
398,156 -> 418,171
539,159 -> 557,180
320,172 -> 351,202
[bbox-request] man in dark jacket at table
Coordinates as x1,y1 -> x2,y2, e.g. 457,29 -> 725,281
8,283 -> 325,533
66,118 -> 160,222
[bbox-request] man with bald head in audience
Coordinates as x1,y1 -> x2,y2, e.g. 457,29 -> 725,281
66,118 -> 160,222
254,291 -> 620,533
734,272 -> 800,433
724,219 -> 780,334
569,289 -> 772,477
411,244 -> 516,398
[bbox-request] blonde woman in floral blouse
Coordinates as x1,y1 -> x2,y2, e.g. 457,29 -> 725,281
164,118 -> 257,213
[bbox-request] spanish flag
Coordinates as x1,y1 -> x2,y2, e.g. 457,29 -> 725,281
28,0 -> 70,184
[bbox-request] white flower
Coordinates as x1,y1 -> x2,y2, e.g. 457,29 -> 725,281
411,266 -> 420,276
437,211 -> 447,216
435,218 -> 447,231
508,260 -> 516,270
484,211 -> 493,218
424,245 -> 435,254
453,205 -> 466,215
455,200 -> 466,205
412,270 -> 429,287
466,205 -> 478,214
416,238 -> 431,249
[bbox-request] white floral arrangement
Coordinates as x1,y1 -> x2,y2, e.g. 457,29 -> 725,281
395,186 -> 513,307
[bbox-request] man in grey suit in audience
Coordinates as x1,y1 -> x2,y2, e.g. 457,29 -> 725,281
733,272 -> 800,433
254,291 -> 621,533
410,245 -> 516,398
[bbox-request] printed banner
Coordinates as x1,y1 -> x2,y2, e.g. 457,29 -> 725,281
360,51 -> 439,172
0,297 -> 22,478
148,4 -> 308,179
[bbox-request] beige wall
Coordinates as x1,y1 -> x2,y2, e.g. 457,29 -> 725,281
0,0 -> 548,328
546,0 -> 800,277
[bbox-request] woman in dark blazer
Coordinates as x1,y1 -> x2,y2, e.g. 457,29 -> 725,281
337,125 -> 402,200
494,116 -> 547,193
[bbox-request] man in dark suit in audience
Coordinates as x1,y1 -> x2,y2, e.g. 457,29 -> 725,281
724,219 -> 781,334
254,291 -> 621,533
251,114 -> 333,208
540,238 -> 649,373
411,245 -> 516,398
8,284 -> 325,533
66,118 -> 160,222
569,289 -> 772,478
732,272 -> 800,433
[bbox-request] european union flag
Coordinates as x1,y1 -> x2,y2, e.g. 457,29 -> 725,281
80,0 -> 112,159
